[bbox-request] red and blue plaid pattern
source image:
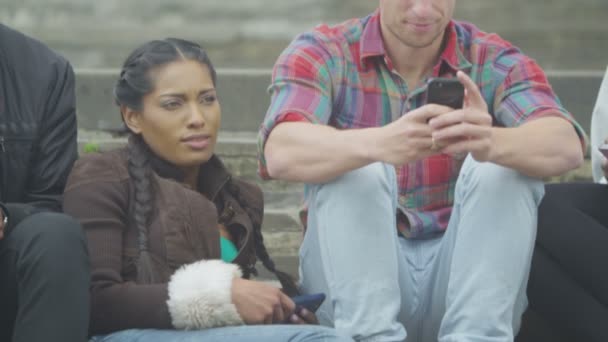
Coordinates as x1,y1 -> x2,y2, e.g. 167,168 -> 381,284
258,10 -> 584,238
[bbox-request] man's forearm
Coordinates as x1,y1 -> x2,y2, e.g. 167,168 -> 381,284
489,116 -> 584,178
264,122 -> 378,183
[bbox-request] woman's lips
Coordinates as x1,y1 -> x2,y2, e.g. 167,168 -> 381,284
182,135 -> 211,150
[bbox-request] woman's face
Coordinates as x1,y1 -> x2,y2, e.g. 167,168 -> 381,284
123,60 -> 221,171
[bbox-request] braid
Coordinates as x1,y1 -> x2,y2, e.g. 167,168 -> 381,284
227,180 -> 300,297
252,225 -> 300,297
113,38 -> 219,283
127,135 -> 159,283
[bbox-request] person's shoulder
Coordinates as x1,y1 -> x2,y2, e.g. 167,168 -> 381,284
290,14 -> 370,56
67,148 -> 130,189
454,20 -> 519,53
454,20 -> 532,70
0,23 -> 70,76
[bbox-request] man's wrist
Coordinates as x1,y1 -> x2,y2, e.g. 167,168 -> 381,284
359,127 -> 382,163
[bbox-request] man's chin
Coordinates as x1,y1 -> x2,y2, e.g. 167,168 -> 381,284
402,32 -> 443,49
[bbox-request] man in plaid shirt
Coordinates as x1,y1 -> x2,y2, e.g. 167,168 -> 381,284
258,1 -> 585,341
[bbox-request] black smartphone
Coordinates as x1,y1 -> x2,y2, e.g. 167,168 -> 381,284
292,293 -> 326,313
426,78 -> 464,109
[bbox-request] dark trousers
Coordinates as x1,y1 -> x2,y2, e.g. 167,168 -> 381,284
520,183 -> 608,342
0,212 -> 90,342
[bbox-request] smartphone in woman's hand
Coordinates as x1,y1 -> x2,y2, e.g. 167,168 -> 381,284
292,293 -> 326,313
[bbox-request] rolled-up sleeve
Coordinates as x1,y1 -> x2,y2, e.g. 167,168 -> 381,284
492,49 -> 587,147
257,33 -> 336,179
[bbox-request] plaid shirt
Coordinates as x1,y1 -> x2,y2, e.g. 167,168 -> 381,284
258,10 -> 585,239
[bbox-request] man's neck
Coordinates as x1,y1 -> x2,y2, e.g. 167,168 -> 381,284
383,31 -> 446,90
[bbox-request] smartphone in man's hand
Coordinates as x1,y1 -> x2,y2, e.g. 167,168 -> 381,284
426,78 -> 465,109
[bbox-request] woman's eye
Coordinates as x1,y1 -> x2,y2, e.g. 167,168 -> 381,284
201,95 -> 217,104
162,101 -> 181,110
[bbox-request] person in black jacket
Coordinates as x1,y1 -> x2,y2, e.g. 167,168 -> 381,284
0,24 -> 89,342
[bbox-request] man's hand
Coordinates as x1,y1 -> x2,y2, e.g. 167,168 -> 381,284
371,104 -> 453,166
231,277 -> 296,325
428,71 -> 494,161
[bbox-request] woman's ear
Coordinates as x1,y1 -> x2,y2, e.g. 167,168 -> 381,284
121,105 -> 142,134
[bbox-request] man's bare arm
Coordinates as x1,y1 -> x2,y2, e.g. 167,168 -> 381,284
264,105 -> 452,183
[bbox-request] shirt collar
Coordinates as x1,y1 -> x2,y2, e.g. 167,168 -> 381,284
433,21 -> 472,74
360,11 -> 472,74
360,9 -> 386,65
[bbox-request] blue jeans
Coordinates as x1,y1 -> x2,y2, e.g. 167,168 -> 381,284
90,325 -> 353,342
299,155 -> 544,342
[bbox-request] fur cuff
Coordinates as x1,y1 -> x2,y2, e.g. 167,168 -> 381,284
167,260 -> 244,329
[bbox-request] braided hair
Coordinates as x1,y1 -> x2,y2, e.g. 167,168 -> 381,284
114,38 -> 299,294
225,181 -> 300,296
114,38 -> 215,283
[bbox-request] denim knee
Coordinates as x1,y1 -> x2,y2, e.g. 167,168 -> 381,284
458,157 -> 544,205
316,162 -> 394,201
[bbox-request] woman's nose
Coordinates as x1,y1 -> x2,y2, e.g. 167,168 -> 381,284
187,104 -> 206,127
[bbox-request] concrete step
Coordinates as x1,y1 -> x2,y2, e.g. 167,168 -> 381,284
253,256 -> 299,281
3,0 -> 606,69
73,69 -> 606,137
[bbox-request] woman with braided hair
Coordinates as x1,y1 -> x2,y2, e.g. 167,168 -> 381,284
62,38 -> 352,342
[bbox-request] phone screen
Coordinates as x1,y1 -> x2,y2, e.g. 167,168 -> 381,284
426,78 -> 464,109
292,293 -> 326,313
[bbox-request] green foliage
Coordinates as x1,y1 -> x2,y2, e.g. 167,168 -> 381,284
83,142 -> 100,154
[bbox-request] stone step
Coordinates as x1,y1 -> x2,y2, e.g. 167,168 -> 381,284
72,69 -> 606,137
253,256 -> 299,282
3,0 -> 606,69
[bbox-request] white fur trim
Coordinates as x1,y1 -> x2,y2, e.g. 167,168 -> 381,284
167,260 -> 244,329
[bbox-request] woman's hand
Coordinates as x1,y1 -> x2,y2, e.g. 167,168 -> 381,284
231,278 -> 295,324
286,308 -> 320,325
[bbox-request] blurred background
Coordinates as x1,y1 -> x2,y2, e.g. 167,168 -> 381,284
1,0 -> 607,70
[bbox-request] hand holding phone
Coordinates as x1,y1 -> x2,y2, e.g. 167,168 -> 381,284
426,77 -> 465,109
291,293 -> 325,313
285,293 -> 325,324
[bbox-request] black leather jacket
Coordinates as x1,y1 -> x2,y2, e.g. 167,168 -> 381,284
0,24 -> 77,231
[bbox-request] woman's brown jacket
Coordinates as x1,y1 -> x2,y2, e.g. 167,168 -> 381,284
63,148 -> 264,335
